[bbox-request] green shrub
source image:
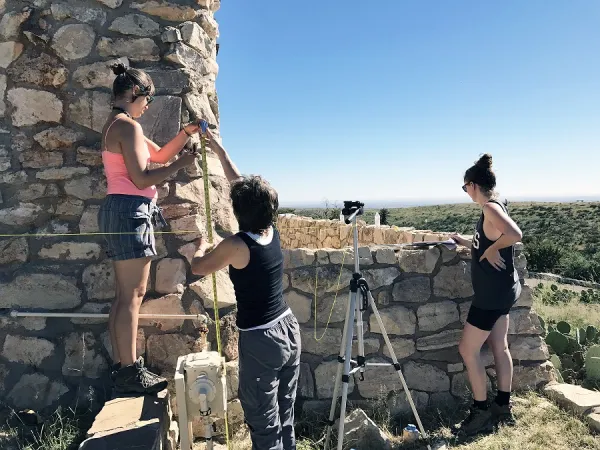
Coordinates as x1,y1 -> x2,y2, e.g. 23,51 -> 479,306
525,240 -> 564,273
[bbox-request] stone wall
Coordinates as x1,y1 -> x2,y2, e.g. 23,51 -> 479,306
277,214 -> 451,249
282,243 -> 555,415
0,0 -> 244,417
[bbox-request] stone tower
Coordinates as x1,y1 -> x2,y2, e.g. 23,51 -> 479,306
0,0 -> 239,411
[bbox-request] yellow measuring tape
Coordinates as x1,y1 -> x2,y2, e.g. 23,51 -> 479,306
199,132 -> 231,449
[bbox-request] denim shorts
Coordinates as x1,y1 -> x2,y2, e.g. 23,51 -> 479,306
98,194 -> 166,261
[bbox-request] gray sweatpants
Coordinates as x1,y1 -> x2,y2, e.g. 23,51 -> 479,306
238,313 -> 301,450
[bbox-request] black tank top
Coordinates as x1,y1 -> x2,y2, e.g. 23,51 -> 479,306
228,227 -> 289,329
471,200 -> 521,310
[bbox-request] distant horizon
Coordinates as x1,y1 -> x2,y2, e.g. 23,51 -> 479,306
281,195 -> 600,209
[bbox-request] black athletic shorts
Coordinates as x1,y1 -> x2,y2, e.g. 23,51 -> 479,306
466,305 -> 511,331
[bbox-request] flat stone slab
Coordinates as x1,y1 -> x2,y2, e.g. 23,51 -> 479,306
79,390 -> 169,450
544,383 -> 600,416
587,408 -> 600,433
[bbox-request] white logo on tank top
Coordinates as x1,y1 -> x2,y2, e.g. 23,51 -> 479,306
472,231 -> 480,250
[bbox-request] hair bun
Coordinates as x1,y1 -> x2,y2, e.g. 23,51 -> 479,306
110,62 -> 128,76
475,153 -> 493,170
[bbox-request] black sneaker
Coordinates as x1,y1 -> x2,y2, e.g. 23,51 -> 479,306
490,401 -> 516,426
454,405 -> 493,436
113,357 -> 168,395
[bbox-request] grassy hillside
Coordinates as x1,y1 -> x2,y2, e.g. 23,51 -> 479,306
284,202 -> 600,282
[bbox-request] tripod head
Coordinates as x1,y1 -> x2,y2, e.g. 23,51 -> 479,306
342,201 -> 364,224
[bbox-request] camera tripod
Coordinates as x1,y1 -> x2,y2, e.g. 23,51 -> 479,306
323,201 -> 431,450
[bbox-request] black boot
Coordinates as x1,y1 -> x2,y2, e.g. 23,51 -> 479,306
454,404 -> 493,436
113,357 -> 168,395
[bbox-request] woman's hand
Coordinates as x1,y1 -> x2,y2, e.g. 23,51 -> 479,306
451,233 -> 469,247
480,247 -> 506,271
182,123 -> 201,136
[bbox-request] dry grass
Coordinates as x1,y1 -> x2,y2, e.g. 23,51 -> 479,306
533,291 -> 600,329
194,392 -> 599,450
0,407 -> 87,450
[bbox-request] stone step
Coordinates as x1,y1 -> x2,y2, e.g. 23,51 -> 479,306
79,390 -> 171,450
544,383 -> 600,416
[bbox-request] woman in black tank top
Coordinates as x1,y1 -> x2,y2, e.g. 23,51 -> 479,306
190,132 -> 301,450
450,154 -> 523,436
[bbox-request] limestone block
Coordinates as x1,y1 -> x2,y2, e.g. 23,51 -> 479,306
38,242 -> 101,260
7,88 -> 62,126
451,371 -> 492,398
8,374 -> 68,410
315,360 -> 354,398
357,357 -> 405,398
284,291 -> 311,323
180,21 -> 212,58
55,198 -> 84,217
63,332 -> 108,379
97,37 -> 160,62
0,9 -> 31,40
0,238 -> 28,264
70,303 -> 111,325
369,305 -> 416,336
83,261 -> 116,300
189,269 -> 236,309
138,294 -> 185,330
398,248 -> 439,274
50,3 -> 106,25
512,362 -> 557,390
33,126 -> 85,150
73,57 -> 129,89
109,14 -> 160,37
433,263 -> 474,298
508,309 -> 544,335
52,24 -> 96,61
155,258 -> 187,294
381,337 -> 416,360
363,267 -> 401,290
510,336 -> 550,361
417,301 -> 459,332
2,335 -> 55,366
392,277 -> 431,303
0,274 -> 81,309
147,334 -> 196,374
130,1 -> 199,21
77,147 -> 103,167
388,390 -> 429,417
0,42 -> 23,69
544,383 -> 600,416
416,329 -> 462,351
301,328 -> 341,357
37,167 -> 90,181
20,150 -> 63,169
68,91 -> 112,133
299,362 -> 315,398
403,361 -> 450,392
137,96 -> 182,147
291,266 -> 352,296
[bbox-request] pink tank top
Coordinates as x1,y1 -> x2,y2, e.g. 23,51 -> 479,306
102,118 -> 158,201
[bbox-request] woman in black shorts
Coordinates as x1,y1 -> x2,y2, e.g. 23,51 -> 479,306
98,63 -> 198,395
451,154 -> 523,435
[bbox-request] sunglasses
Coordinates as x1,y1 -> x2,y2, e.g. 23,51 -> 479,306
462,182 -> 470,192
133,84 -> 154,104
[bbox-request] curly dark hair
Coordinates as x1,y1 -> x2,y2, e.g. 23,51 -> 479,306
230,175 -> 279,234
110,62 -> 155,100
464,153 -> 496,196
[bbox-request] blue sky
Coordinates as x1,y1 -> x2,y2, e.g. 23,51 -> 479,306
214,1 -> 600,207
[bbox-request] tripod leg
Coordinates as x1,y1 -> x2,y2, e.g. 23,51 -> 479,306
336,291 -> 357,450
324,291 -> 354,450
367,291 -> 431,445
355,290 -> 366,381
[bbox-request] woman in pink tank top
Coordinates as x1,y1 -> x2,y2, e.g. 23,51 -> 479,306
98,63 -> 199,395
